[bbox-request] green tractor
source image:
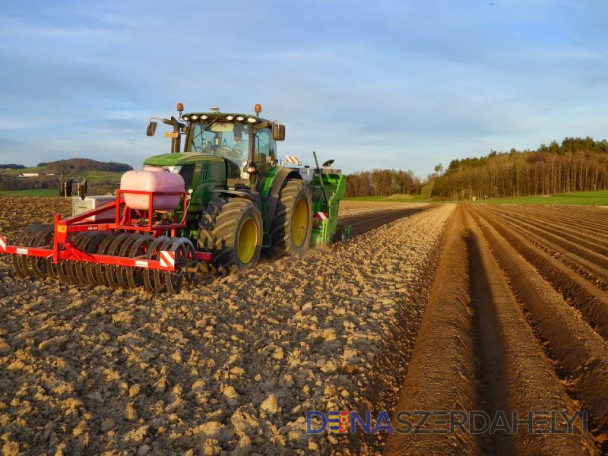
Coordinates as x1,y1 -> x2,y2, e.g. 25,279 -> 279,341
143,102 -> 347,274
1,103 -> 347,293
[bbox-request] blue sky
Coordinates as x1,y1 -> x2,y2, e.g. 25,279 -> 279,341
0,0 -> 607,176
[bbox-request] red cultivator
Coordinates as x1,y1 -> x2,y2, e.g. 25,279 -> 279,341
0,190 -> 210,293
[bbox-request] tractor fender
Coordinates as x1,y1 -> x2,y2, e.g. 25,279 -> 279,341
212,189 -> 254,201
265,168 -> 302,228
212,189 -> 263,215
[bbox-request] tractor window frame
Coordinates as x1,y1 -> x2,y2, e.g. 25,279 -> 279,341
186,122 -> 251,167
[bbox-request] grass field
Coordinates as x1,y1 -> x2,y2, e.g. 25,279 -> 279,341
472,189 -> 608,205
345,189 -> 608,206
343,194 -> 429,203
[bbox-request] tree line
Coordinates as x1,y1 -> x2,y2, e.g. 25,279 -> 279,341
432,137 -> 608,200
37,158 -> 132,173
346,169 -> 422,197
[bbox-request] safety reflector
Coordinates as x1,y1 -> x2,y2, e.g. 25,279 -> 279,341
0,236 -> 6,252
284,155 -> 300,165
159,251 -> 175,268
316,212 -> 328,221
16,248 -> 28,255
135,260 -> 149,268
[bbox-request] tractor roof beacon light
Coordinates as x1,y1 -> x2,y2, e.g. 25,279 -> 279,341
177,102 -> 184,119
255,104 -> 262,117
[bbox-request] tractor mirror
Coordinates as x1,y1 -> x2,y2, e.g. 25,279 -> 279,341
272,123 -> 286,141
146,121 -> 158,136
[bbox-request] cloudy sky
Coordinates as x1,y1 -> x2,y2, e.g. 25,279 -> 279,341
0,0 -> 607,176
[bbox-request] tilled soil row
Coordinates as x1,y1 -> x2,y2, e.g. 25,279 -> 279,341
0,203 -> 454,455
470,208 -> 608,449
485,207 -> 608,288
383,206 -> 478,454
487,206 -> 608,256
475,207 -> 608,341
338,206 -> 435,238
384,205 -> 603,455
491,205 -> 608,241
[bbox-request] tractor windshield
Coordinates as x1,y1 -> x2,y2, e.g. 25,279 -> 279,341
188,122 -> 249,166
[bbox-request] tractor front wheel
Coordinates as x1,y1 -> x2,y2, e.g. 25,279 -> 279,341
198,196 -> 263,274
270,179 -> 313,258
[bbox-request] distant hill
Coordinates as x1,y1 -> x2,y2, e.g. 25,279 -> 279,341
36,158 -> 132,174
0,158 -> 132,193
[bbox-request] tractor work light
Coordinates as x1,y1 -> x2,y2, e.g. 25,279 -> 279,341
201,115 -> 208,120
182,116 -> 189,121
247,117 -> 256,123
236,116 -> 244,121
226,115 -> 234,121
190,115 -> 199,120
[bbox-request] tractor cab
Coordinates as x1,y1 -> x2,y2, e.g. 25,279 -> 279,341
146,104 -> 285,186
181,106 -> 283,181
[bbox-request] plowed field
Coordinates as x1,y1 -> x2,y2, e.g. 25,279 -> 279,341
1,197 -> 607,455
384,204 -> 608,455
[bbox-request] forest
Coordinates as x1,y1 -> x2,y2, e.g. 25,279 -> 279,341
345,169 -> 422,197
432,137 -> 608,200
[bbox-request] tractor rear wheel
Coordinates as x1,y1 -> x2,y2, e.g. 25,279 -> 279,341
270,179 -> 313,258
198,196 -> 263,274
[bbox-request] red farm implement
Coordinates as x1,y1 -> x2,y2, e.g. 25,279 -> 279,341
0,190 -> 210,293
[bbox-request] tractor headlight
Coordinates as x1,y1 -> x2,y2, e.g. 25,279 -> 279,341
164,166 -> 182,174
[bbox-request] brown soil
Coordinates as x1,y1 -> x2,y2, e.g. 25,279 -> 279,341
384,204 -> 608,455
0,197 -> 453,455
2,197 -> 608,455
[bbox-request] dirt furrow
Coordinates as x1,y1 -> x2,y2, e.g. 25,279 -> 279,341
471,207 -> 608,451
492,206 -> 608,240
486,207 -> 608,255
464,208 -> 593,455
475,207 -> 608,341
384,206 -> 597,455
383,206 -> 477,455
487,210 -> 608,286
339,206 -> 434,238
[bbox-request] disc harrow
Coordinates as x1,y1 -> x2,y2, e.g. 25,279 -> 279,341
5,223 -> 197,294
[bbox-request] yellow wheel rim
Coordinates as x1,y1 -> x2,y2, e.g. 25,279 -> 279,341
237,217 -> 258,264
291,198 -> 309,248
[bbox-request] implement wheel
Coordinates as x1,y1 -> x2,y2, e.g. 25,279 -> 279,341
197,196 -> 263,274
270,179 -> 313,258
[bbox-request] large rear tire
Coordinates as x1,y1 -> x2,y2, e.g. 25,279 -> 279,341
198,197 -> 263,274
270,179 -> 313,258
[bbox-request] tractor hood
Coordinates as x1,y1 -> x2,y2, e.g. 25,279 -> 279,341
143,152 -> 225,167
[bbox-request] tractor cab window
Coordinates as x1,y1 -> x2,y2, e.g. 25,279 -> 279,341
188,122 -> 250,167
254,128 -> 276,174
